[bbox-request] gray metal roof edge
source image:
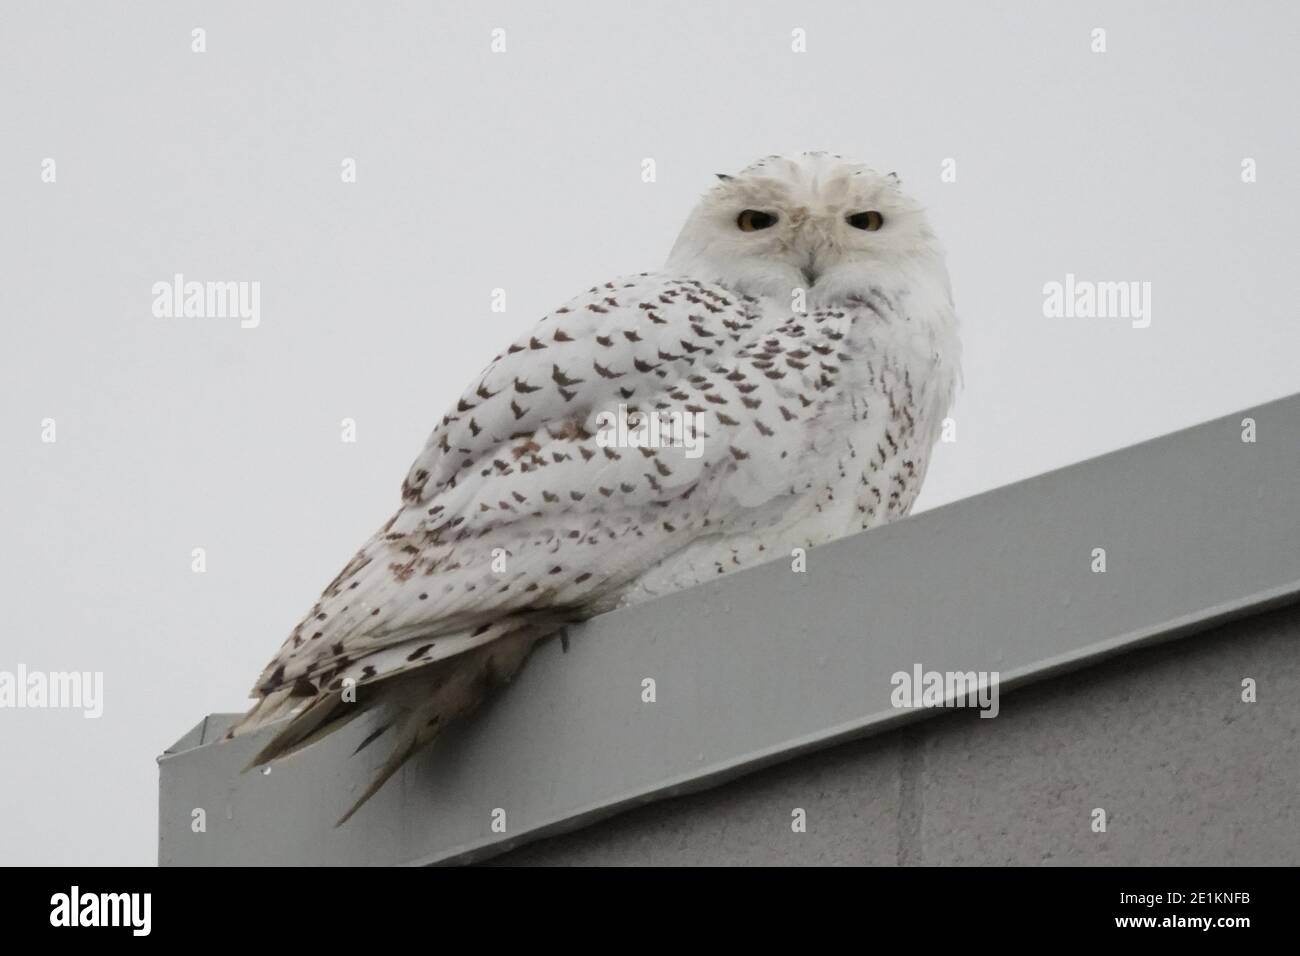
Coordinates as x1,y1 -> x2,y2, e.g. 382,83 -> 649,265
163,566 -> 1298,768
157,390 -> 1300,865
161,562 -> 1299,867
906,391 -> 1296,524
161,713 -> 238,760
160,716 -> 209,759
421,576 -> 1300,866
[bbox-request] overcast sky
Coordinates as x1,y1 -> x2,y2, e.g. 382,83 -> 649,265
2,1 -> 1297,865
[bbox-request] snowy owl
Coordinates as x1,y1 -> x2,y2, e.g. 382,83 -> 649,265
226,152 -> 961,823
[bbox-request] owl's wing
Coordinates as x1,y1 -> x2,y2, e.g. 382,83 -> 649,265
247,274 -> 853,699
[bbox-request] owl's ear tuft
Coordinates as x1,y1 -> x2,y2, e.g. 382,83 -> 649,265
715,173 -> 734,182
886,171 -> 901,185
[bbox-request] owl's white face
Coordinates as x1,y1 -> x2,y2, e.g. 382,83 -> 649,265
665,152 -> 949,306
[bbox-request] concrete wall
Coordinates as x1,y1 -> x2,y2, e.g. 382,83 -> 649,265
493,602 -> 1300,865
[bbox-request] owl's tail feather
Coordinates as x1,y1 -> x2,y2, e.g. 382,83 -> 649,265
226,617 -> 563,827
332,625 -> 544,827
243,690 -> 368,770
223,678 -> 319,744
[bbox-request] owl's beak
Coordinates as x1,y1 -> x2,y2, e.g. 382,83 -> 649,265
798,231 -> 827,286
789,207 -> 825,286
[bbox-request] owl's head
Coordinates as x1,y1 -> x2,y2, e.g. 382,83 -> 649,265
665,152 -> 948,305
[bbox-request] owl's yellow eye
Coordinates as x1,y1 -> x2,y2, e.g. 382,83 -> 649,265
737,210 -> 777,232
847,211 -> 884,231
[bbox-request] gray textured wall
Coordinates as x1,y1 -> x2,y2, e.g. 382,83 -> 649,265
492,602 -> 1300,865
